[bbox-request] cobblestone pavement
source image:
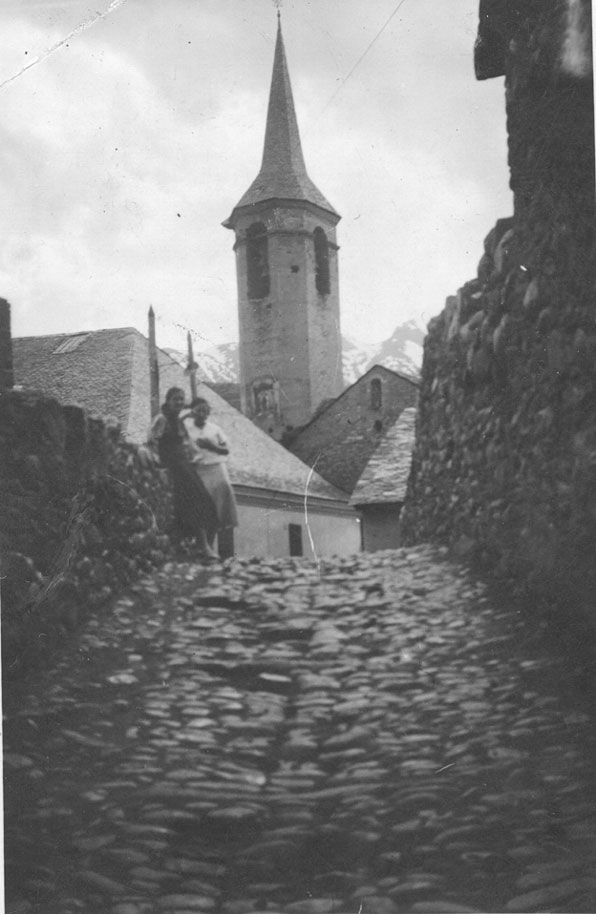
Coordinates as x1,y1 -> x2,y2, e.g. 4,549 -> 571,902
4,545 -> 596,914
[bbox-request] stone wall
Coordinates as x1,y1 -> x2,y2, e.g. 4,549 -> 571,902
231,204 -> 343,439
0,390 -> 173,677
289,367 -> 419,494
401,0 -> 595,616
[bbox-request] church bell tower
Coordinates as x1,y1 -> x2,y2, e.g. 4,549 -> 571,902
223,16 -> 343,439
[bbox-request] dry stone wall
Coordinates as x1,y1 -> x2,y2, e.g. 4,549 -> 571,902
0,390 -> 174,677
401,0 -> 595,617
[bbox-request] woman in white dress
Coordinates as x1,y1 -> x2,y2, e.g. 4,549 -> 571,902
184,397 -> 238,554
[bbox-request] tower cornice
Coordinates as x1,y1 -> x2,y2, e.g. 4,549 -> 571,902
223,196 -> 341,231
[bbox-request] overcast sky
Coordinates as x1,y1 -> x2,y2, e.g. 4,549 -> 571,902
0,0 -> 512,352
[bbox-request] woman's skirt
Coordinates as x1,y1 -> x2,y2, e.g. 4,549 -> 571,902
170,460 -> 217,538
195,463 -> 238,530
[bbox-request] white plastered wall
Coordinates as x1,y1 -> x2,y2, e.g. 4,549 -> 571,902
233,502 -> 360,559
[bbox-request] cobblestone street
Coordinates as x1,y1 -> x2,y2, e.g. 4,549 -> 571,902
4,545 -> 596,914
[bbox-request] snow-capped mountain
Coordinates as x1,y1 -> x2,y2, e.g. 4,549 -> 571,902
365,320 -> 425,381
165,321 -> 424,387
165,341 -> 238,383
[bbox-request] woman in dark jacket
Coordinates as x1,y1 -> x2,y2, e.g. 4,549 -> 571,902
149,387 -> 218,559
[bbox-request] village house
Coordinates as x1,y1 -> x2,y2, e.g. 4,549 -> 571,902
287,365 -> 419,494
12,326 -> 360,560
9,17 -> 418,560
350,407 -> 417,551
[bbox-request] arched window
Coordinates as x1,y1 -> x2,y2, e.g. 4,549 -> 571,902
314,227 -> 330,295
246,222 -> 270,299
370,378 -> 382,410
252,378 -> 279,416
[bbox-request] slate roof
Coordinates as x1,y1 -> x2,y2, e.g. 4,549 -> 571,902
13,328 -> 348,504
13,328 -> 140,434
289,365 -> 419,494
224,20 -> 338,225
210,382 -> 241,411
191,382 -> 345,501
350,408 -> 417,507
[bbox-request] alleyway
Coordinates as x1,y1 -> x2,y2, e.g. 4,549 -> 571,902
4,545 -> 596,914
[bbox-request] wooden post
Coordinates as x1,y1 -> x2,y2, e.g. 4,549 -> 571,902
148,306 -> 160,417
186,330 -> 198,402
0,298 -> 14,391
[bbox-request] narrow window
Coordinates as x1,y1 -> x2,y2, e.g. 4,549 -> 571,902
370,378 -> 382,410
314,227 -> 330,295
289,523 -> 303,556
246,222 -> 270,299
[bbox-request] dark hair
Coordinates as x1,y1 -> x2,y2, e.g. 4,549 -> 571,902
163,387 -> 185,409
190,397 -> 210,410
165,387 -> 184,399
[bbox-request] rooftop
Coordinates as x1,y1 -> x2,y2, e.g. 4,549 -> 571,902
13,327 -> 348,504
350,408 -> 417,506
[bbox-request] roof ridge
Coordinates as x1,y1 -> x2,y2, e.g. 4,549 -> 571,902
292,364 -> 419,436
14,326 -> 138,342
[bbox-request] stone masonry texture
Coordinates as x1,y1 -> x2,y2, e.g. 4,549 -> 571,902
0,390 -> 174,678
290,367 -> 418,494
401,0 -> 596,620
232,203 -> 343,437
4,549 -> 596,913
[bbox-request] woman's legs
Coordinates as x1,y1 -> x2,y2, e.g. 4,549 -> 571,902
172,464 -> 218,560
197,531 -> 219,559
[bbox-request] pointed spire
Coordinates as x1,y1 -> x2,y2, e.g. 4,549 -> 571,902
259,16 -> 307,179
224,18 -> 338,225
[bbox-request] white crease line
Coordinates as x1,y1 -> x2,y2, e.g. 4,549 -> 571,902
0,0 -> 129,90
303,454 -> 321,570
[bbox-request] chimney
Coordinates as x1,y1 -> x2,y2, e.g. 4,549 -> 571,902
0,298 -> 14,390
148,306 -> 160,417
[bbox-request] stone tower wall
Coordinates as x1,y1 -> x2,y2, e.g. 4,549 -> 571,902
401,0 -> 595,615
233,203 -> 342,436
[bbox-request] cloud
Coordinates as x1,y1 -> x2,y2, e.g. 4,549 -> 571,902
0,17 -> 250,346
0,1 -> 513,352
0,0 -> 128,90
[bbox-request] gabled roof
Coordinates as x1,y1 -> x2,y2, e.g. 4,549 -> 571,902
209,382 -> 241,411
288,364 -> 419,495
13,327 -> 140,434
350,408 -> 416,507
224,19 -> 338,226
13,327 -> 348,504
191,381 -> 345,501
296,364 -> 419,435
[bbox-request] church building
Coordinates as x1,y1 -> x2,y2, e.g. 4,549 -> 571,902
223,17 -> 343,440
